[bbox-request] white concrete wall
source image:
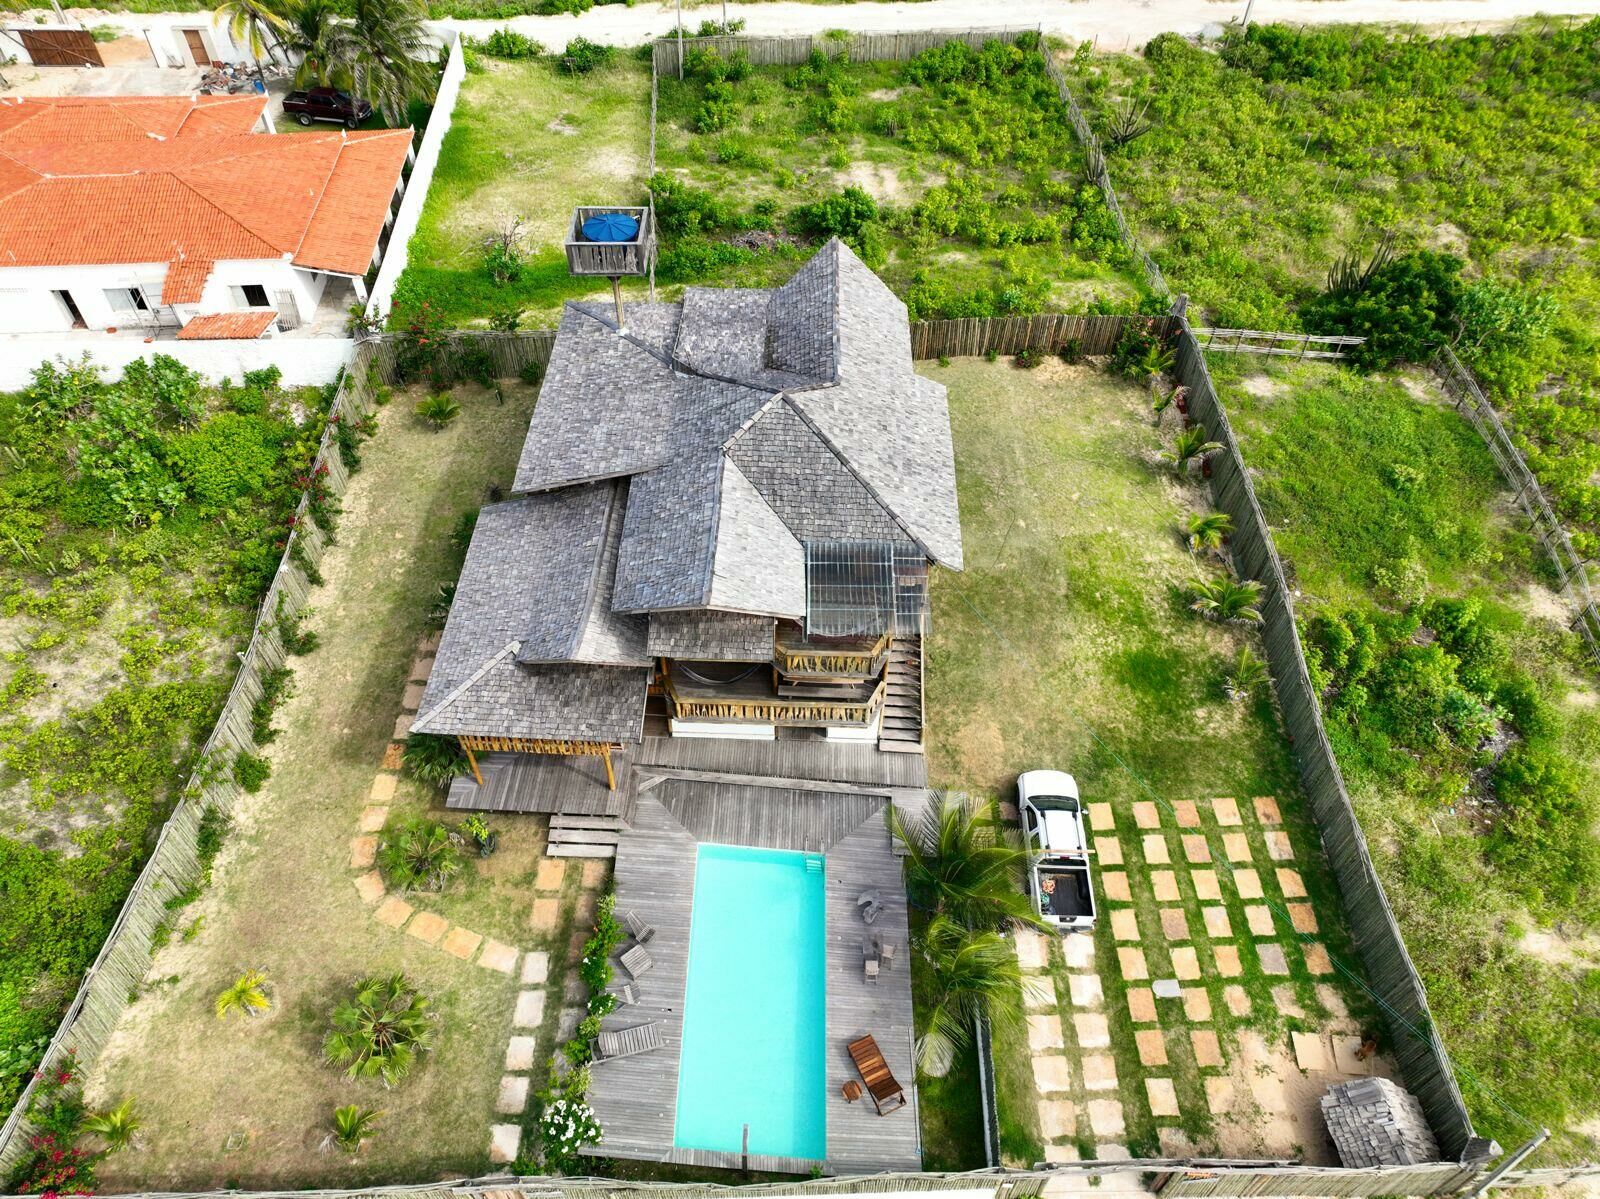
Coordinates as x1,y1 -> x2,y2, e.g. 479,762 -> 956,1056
0,338 -> 354,390
366,28 -> 466,320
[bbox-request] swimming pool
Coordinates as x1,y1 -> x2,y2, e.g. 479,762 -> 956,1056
674,844 -> 826,1161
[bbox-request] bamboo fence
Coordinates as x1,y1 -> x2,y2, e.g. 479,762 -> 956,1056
650,27 -> 1039,76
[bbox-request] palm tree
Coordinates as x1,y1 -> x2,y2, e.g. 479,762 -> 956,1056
282,0 -> 352,89
215,969 -> 272,1018
886,792 -> 1044,931
331,1104 -> 382,1152
213,0 -> 288,93
1186,511 -> 1233,555
82,1098 -> 140,1153
915,916 -> 1025,1078
414,393 -> 460,430
325,974 -> 435,1086
378,818 -> 464,892
1160,426 -> 1223,474
1225,644 -> 1270,702
1189,577 -> 1265,625
346,0 -> 437,125
401,732 -> 467,787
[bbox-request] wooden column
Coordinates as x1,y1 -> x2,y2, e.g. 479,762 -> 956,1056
460,737 -> 484,787
602,745 -> 616,791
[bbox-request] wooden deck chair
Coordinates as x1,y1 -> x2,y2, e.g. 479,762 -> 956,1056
624,909 -> 656,944
596,1021 -> 664,1061
847,1034 -> 907,1115
620,943 -> 655,980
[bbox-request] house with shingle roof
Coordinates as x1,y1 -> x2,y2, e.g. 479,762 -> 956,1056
0,94 -> 411,339
413,239 -> 961,793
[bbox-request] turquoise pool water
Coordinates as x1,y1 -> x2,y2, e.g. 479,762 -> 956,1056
674,844 -> 826,1161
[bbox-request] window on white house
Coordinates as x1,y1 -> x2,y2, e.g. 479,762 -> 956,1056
231,284 -> 271,309
103,287 -> 150,313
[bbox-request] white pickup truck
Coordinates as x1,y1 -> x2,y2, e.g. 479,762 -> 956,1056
1017,770 -> 1097,933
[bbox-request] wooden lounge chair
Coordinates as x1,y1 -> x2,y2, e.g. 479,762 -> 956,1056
847,1034 -> 907,1115
595,1021 -> 664,1061
620,944 -> 654,980
624,909 -> 656,944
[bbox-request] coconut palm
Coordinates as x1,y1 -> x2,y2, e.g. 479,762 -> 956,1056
1189,577 -> 1265,625
914,916 -> 1025,1077
324,974 -> 435,1086
346,0 -> 437,124
1160,426 -> 1223,474
414,392 -> 460,430
82,1098 -> 140,1153
886,792 -> 1044,931
1225,644 -> 1270,702
1186,511 -> 1233,555
331,1104 -> 382,1152
282,0 -> 352,89
213,0 -> 287,92
215,969 -> 272,1018
378,818 -> 464,892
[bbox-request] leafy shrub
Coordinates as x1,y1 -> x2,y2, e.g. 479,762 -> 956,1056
477,27 -> 540,58
534,0 -> 589,12
1302,248 -> 1464,368
164,413 -> 284,515
402,733 -> 467,786
560,37 -> 612,74
324,974 -> 435,1085
1014,347 -> 1045,369
790,185 -> 878,244
693,79 -> 739,133
649,172 -> 735,237
233,751 -> 271,794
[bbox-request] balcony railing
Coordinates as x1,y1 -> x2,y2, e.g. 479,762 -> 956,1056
773,629 -> 892,679
662,672 -> 886,728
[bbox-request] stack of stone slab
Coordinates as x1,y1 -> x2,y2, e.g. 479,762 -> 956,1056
1321,1077 -> 1441,1167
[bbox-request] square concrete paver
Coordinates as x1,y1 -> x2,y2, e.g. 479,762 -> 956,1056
392,714 -> 414,741
1254,796 -> 1283,824
1273,984 -> 1307,1020
1142,834 -> 1170,864
1074,1011 -> 1111,1048
441,926 -> 484,960
496,1074 -> 529,1114
1135,1028 -> 1168,1067
1126,987 -> 1156,1023
354,871 -> 385,905
581,858 -> 608,888
369,774 -> 397,803
505,1036 -> 537,1071
1101,871 -> 1131,902
1133,801 -> 1161,829
380,742 -> 404,771
1032,1054 -> 1072,1093
1202,906 -> 1232,938
1095,1143 -> 1132,1161
1213,945 -> 1242,977
1191,1029 -> 1223,1068
349,836 -> 378,870
1245,905 -> 1275,936
1045,1143 -> 1080,1163
1170,947 -> 1200,980
1117,947 -> 1148,980
1181,834 -> 1211,863
535,858 -> 567,892
1265,831 -> 1294,860
1146,1078 -> 1180,1118
1068,972 -> 1103,1009
1088,802 -> 1115,831
1038,1098 -> 1077,1140
1211,797 -> 1242,825
1192,870 -> 1221,900
1182,987 -> 1212,1021
373,895 -> 412,928
358,805 -> 389,833
1151,870 -> 1180,902
1087,1099 -> 1126,1138
1028,1013 -> 1066,1050
1292,1031 -> 1332,1072
1304,943 -> 1334,974
479,940 -> 519,974
513,989 -> 546,1029
1159,907 -> 1190,941
401,680 -> 426,712
1288,902 -> 1319,933
407,911 -> 448,945
1015,930 -> 1050,970
1278,868 -> 1308,897
1224,985 -> 1250,1016
1081,1053 -> 1118,1091
1233,868 -> 1264,899
488,1124 -> 521,1164
1024,975 -> 1059,1011
1257,942 -> 1290,974
530,897 -> 561,932
1222,833 -> 1252,863
1111,908 -> 1140,941
1062,933 -> 1096,970
1094,835 -> 1124,866
1172,800 -> 1200,828
521,950 -> 550,985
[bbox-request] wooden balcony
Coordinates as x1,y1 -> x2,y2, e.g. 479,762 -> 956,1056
565,206 -> 656,277
773,627 -> 892,680
661,665 -> 884,728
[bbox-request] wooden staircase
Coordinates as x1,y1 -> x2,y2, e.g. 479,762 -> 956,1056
547,811 -> 626,858
878,639 -> 925,753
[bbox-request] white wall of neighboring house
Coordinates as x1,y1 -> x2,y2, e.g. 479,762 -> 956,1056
0,338 -> 356,390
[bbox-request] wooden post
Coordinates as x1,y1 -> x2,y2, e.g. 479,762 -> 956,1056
460,738 -> 484,787
611,277 -> 625,330
602,745 -> 616,791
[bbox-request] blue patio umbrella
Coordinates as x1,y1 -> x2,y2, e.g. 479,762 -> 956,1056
582,212 -> 640,243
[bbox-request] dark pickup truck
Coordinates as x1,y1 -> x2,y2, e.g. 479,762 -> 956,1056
281,88 -> 372,128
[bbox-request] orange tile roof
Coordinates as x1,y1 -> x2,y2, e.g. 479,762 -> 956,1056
175,310 -> 278,340
0,97 -> 411,279
163,256 -> 214,304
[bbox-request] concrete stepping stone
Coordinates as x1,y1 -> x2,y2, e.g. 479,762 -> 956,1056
1222,833 -> 1252,863
1181,835 -> 1211,863
1142,834 -> 1170,864
1151,870 -> 1180,902
1288,902 -> 1319,934
407,911 -> 448,945
1253,796 -> 1282,824
1094,835 -> 1123,866
1291,1031 -> 1331,1072
496,1074 -> 529,1114
369,774 -> 397,803
1068,972 -> 1103,1009
392,714 -> 415,741
1271,984 -> 1306,1020
1303,943 -> 1334,974
349,836 -> 378,870
1038,1098 -> 1077,1139
1032,1054 -> 1072,1093
1152,977 -> 1182,999
1159,1127 -> 1199,1157
1024,975 -> 1059,1011
1101,870 -> 1131,902
1135,1028 -> 1168,1067
1316,983 -> 1349,1019
1172,800 -> 1200,828
535,858 -> 567,892
1132,801 -> 1161,829
1087,1099 -> 1126,1138
358,805 -> 389,833
374,895 -> 412,928
1211,797 -> 1242,825
557,1006 -> 582,1040
1080,1053 -> 1118,1091
1028,1013 -> 1065,1050
1191,1029 -> 1223,1068
1213,945 -> 1242,977
442,927 -> 484,960
401,680 -> 426,712
1277,868 -> 1307,897
1159,907 -> 1190,941
1170,947 -> 1200,980
513,990 -> 546,1028
1087,802 -> 1115,831
529,896 -> 561,932
1232,868 -> 1264,899
564,974 -> 587,1004
1265,831 -> 1294,861
1094,1142 -> 1131,1161
1192,870 -> 1220,900
1145,1078 -> 1180,1118
1126,987 -> 1156,1023
1061,933 -> 1096,971
1117,947 -> 1148,980
479,940 -> 518,974
1073,1011 -> 1110,1049
1244,905 -> 1274,936
505,1036 -> 537,1071
488,1123 -> 521,1164
1110,909 -> 1139,942
1015,930 -> 1050,970
354,871 -> 385,905
1257,943 -> 1289,974
380,742 -> 404,771
1202,906 -> 1231,938
1204,1076 -> 1235,1113
521,950 -> 550,985
1045,1143 -> 1080,1163
1224,985 -> 1250,1016
581,859 -> 609,888
1182,987 -> 1211,1021
417,631 -> 442,655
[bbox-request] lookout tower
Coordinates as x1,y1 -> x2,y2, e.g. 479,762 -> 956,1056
564,205 -> 656,331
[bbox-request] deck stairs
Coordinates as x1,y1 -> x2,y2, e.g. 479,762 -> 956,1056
547,810 -> 626,858
878,638 -> 925,753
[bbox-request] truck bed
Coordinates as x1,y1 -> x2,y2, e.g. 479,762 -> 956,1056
1037,861 -> 1093,919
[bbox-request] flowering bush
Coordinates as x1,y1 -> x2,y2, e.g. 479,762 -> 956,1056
538,1094 -> 601,1172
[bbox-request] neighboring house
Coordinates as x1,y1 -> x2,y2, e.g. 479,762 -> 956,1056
412,238 -> 963,792
0,94 -> 412,340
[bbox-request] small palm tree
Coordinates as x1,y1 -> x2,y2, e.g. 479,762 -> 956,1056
378,818 -> 464,892
331,1104 -> 382,1153
886,792 -> 1044,931
414,393 -> 460,430
1160,426 -> 1224,474
1189,577 -> 1265,625
1186,511 -> 1233,555
213,0 -> 288,92
401,733 -> 468,788
325,974 -> 435,1086
1225,645 -> 1270,702
82,1098 -> 140,1153
915,916 -> 1025,1078
215,969 -> 272,1018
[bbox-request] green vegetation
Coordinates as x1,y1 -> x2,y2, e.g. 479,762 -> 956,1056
214,970 -> 274,1019
1221,357 -> 1600,1149
323,974 -> 436,1086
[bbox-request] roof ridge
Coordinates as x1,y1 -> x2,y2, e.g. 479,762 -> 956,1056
561,481 -> 624,662
411,640 -> 521,733
287,131 -> 354,262
165,172 -> 280,257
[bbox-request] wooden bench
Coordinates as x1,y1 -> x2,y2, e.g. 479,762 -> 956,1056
847,1033 -> 907,1115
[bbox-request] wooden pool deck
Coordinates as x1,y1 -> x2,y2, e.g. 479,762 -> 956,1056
583,778 -> 922,1175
